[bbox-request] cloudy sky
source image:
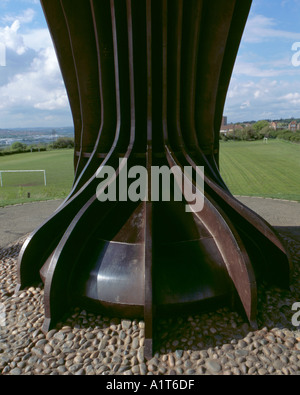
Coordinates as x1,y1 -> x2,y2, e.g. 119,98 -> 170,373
1,0 -> 300,128
0,0 -> 72,128
226,0 -> 300,123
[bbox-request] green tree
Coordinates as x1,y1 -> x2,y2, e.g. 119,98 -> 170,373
253,120 -> 270,133
258,126 -> 272,139
11,141 -> 27,151
51,137 -> 75,149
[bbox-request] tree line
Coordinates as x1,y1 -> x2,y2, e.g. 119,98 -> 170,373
0,137 -> 75,156
220,120 -> 300,143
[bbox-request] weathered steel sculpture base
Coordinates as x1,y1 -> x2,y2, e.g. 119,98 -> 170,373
16,0 -> 292,358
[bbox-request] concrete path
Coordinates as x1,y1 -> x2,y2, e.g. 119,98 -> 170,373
0,196 -> 299,248
0,200 -> 64,248
236,196 -> 300,242
236,196 -> 300,227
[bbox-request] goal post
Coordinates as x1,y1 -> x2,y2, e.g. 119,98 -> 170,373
0,170 -> 47,187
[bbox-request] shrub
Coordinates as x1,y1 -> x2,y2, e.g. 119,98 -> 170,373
50,137 -> 75,149
10,141 -> 27,152
290,133 -> 300,143
277,130 -> 296,141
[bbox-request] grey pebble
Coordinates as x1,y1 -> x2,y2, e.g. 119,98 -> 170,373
282,367 -> 290,375
31,347 -> 44,358
168,355 -> 175,367
235,350 -> 248,357
205,360 -> 222,374
148,364 -> 157,372
75,369 -> 86,375
44,344 -> 53,355
57,366 -> 67,374
140,363 -> 147,375
1,237 -> 300,376
175,350 -> 183,359
186,369 -> 196,374
272,345 -> 283,355
132,337 -> 139,349
46,329 -> 57,340
137,348 -> 144,363
258,368 -> 268,375
10,368 -> 22,375
131,365 -> 140,374
122,320 -> 131,330
35,339 -> 48,348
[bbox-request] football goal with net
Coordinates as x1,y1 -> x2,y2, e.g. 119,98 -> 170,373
0,170 -> 47,187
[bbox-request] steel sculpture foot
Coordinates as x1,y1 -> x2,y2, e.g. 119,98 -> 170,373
16,0 -> 292,359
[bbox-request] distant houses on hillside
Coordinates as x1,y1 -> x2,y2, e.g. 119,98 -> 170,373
220,116 -> 251,135
288,121 -> 300,131
270,120 -> 300,131
220,117 -> 300,135
220,123 -> 244,134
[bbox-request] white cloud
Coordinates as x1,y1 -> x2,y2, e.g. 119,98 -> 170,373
23,28 -> 52,51
280,92 -> 300,104
254,90 -> 261,98
233,60 -> 281,78
0,20 -> 27,55
224,9 -> 300,122
0,46 -> 67,112
243,14 -> 300,43
232,54 -> 299,79
0,10 -> 71,127
240,101 -> 251,110
225,77 -> 300,122
34,95 -> 68,111
2,8 -> 36,25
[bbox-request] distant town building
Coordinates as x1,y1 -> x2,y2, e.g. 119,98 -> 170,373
270,121 -> 277,130
270,121 -> 286,131
288,121 -> 297,131
220,116 -> 245,135
220,123 -> 244,135
220,124 -> 234,135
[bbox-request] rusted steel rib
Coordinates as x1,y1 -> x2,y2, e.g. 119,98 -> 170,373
40,0 -> 83,178
17,0 -> 291,359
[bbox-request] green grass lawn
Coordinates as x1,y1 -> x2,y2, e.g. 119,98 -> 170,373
0,140 -> 299,207
0,149 -> 74,207
220,139 -> 300,202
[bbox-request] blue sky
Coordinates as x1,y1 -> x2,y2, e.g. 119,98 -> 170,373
1,0 -> 300,127
226,0 -> 300,123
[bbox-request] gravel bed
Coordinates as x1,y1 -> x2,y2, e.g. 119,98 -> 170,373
0,231 -> 300,376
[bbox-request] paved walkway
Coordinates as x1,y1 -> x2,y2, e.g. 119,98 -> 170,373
0,200 -> 64,248
236,196 -> 300,242
0,196 -> 299,248
236,196 -> 300,227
